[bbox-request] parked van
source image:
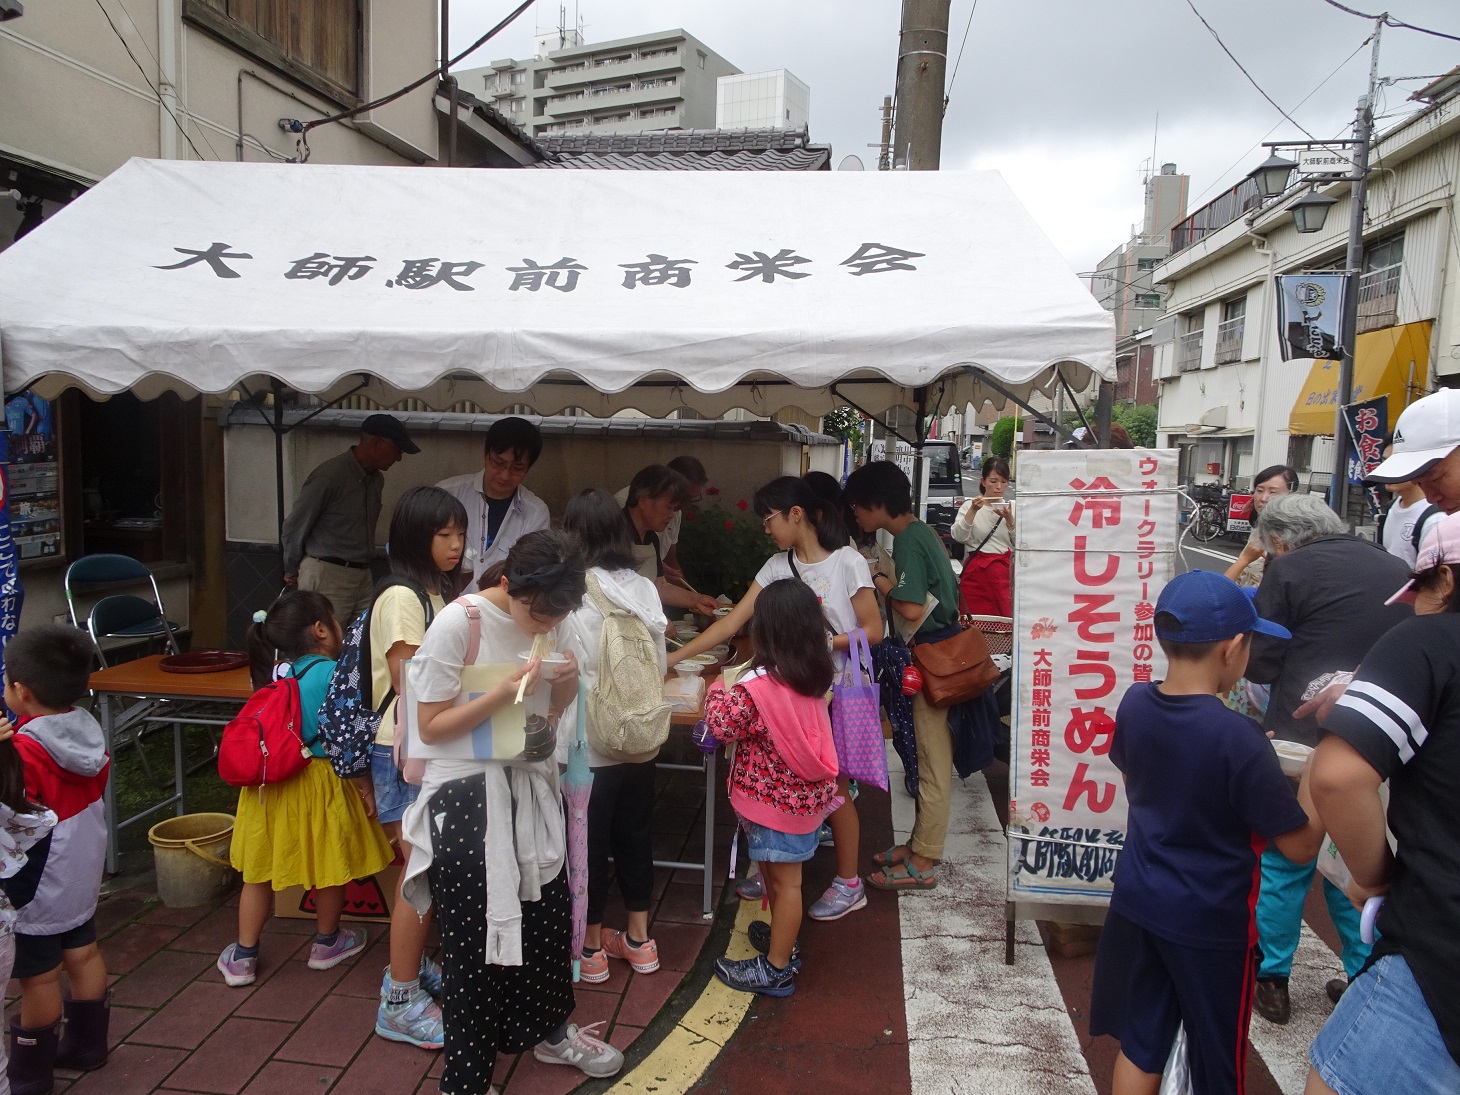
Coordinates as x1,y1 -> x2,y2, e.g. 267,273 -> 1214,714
893,440 -> 966,555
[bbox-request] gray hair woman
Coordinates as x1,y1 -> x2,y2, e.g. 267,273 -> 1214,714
1245,491 -> 1413,1027
1254,494 -> 1347,556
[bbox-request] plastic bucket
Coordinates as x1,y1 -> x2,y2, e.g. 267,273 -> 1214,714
147,813 -> 238,907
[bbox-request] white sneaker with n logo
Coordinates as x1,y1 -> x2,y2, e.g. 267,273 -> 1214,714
532,1021 -> 625,1078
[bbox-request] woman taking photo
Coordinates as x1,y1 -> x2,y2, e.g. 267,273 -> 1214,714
1224,465 -> 1298,587
951,457 -> 1014,617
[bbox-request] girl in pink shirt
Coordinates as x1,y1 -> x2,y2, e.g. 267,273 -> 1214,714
705,579 -> 838,997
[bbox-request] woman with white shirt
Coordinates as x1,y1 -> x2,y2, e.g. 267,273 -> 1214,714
671,476 -> 882,923
951,457 -> 1015,617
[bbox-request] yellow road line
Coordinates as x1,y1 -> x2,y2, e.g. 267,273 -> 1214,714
605,900 -> 762,1094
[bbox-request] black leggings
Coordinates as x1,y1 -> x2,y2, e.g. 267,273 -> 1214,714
587,759 -> 657,925
428,775 -> 574,1094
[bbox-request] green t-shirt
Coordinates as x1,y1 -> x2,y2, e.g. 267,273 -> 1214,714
891,520 -> 960,636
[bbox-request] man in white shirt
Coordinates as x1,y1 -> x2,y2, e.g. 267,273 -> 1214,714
436,417 -> 550,588
1378,439 -> 1443,570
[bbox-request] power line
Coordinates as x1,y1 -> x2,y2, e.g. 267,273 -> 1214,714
298,0 -> 537,158
92,0 -> 209,160
943,0 -> 979,114
1182,0 -> 1320,140
1317,0 -> 1460,44
1186,36 -> 1369,209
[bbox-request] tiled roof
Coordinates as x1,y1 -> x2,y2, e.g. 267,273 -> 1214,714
533,147 -> 830,171
531,126 -> 832,171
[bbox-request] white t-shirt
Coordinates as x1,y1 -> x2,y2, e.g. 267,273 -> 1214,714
408,593 -> 553,724
754,545 -> 873,668
1383,495 -> 1440,570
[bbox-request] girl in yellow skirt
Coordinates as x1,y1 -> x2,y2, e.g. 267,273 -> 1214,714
216,590 -> 395,987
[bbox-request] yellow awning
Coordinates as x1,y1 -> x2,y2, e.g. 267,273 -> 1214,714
1288,320 -> 1432,435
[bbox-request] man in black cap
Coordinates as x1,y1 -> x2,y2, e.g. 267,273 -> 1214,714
281,414 -> 419,623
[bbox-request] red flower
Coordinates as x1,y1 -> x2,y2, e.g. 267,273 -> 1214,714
706,486 -> 721,496
724,520 -> 735,530
736,500 -> 748,511
684,511 -> 697,522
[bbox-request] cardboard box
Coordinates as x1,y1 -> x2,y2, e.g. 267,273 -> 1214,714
273,853 -> 402,923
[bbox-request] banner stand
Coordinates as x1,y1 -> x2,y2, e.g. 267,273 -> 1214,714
1002,449 -> 1179,964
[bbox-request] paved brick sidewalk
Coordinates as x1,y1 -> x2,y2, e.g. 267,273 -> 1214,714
32,767 -> 735,1095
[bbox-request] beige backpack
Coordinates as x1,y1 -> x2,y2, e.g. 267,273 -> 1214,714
584,572 -> 672,762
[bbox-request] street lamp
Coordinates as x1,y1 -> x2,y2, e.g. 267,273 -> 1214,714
1246,152 -> 1298,199
1289,189 -> 1339,234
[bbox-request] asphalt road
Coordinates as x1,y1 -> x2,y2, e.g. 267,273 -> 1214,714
1177,530 -> 1244,576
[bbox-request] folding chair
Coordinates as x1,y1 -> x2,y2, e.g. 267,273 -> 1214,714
64,554 -> 208,783
64,554 -> 182,667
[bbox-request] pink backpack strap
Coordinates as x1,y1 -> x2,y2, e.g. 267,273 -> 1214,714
453,596 -> 483,665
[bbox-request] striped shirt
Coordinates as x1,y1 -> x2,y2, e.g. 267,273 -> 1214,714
1325,612 -> 1460,1067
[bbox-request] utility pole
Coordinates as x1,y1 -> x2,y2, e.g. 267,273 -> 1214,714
873,96 -> 894,171
891,0 -> 951,170
1329,19 -> 1381,517
442,0 -> 458,167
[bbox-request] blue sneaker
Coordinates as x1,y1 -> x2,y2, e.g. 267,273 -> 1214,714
375,984 -> 444,1050
715,953 -> 798,997
817,822 -> 834,846
745,920 -> 801,966
418,954 -> 444,999
808,878 -> 867,922
736,874 -> 764,901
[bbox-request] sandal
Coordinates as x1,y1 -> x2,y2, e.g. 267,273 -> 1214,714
872,844 -> 911,868
867,859 -> 937,891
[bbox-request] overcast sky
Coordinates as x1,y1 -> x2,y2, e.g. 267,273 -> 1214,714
449,1 -> 1458,275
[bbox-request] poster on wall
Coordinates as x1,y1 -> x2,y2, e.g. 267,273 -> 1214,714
1276,273 -> 1348,362
3,391 -> 61,562
1007,449 -> 1179,908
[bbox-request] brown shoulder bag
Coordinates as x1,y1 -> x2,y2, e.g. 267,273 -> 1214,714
909,625 -> 1000,708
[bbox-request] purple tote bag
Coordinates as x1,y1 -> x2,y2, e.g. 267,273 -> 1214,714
831,628 -> 888,791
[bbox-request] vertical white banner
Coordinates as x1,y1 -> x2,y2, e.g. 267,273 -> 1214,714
1007,449 -> 1179,907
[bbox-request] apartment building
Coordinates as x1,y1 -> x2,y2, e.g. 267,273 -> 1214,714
455,28 -> 740,138
1151,70 -> 1460,503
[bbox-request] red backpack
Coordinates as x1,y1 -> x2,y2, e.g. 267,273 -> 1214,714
218,658 -> 327,787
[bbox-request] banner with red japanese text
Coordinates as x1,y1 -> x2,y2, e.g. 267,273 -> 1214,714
1007,449 -> 1179,907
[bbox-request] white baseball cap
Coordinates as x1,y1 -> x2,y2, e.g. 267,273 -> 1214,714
1367,389 -> 1460,484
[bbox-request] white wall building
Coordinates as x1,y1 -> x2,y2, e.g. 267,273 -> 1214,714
455,29 -> 740,138
716,70 -> 810,130
1151,70 -> 1460,507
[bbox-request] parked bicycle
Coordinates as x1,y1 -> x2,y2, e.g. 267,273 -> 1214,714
1183,481 -> 1226,543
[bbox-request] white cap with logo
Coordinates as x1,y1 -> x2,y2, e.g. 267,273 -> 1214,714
1367,388 -> 1460,484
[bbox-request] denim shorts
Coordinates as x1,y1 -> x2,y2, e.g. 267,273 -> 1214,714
370,744 -> 419,825
743,821 -> 819,864
1311,954 -> 1460,1095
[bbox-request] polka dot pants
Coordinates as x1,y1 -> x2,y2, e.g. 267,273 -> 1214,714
428,775 -> 574,1095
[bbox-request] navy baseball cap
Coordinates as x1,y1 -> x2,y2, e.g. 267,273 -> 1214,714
1154,570 -> 1291,643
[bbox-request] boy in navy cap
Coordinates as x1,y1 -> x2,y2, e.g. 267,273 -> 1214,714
1089,570 -> 1323,1095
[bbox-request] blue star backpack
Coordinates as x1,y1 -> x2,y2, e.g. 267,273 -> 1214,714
317,576 -> 431,780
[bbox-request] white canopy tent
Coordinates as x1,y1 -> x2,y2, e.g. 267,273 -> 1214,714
0,159 -> 1113,421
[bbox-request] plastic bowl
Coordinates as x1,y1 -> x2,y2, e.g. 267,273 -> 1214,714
517,651 -> 572,680
674,662 -> 705,677
713,606 -> 734,618
708,644 -> 732,662
1272,739 -> 1313,778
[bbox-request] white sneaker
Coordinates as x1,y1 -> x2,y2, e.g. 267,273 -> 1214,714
532,1021 -> 624,1078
